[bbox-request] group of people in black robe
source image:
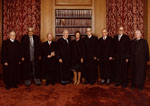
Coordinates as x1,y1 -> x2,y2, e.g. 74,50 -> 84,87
1,27 -> 149,91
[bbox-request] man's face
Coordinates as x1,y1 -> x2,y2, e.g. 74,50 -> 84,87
9,32 -> 16,40
28,28 -> 34,36
28,31 -> 33,36
47,34 -> 53,41
119,27 -> 124,35
63,30 -> 69,39
135,31 -> 141,39
102,30 -> 108,37
86,28 -> 92,36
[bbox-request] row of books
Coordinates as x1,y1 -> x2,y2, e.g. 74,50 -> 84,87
55,9 -> 92,18
55,28 -> 88,35
55,19 -> 92,26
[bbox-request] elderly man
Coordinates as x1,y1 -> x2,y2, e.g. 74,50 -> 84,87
82,28 -> 98,85
113,27 -> 130,88
98,28 -> 113,85
1,31 -> 21,90
130,30 -> 149,90
41,33 -> 57,85
21,27 -> 41,86
57,30 -> 71,85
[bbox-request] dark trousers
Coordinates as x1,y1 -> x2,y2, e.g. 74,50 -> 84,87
115,60 -> 128,85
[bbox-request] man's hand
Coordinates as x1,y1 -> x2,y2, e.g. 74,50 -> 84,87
94,57 -> 97,60
109,57 -> 113,60
21,57 -> 25,61
51,52 -> 55,56
39,56 -> 41,60
59,59 -> 63,63
81,58 -> 83,63
126,59 -> 129,63
47,55 -> 52,58
4,62 -> 8,66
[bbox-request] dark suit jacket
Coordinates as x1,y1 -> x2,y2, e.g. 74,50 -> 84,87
113,34 -> 130,60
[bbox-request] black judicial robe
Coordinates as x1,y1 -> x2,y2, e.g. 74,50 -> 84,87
41,41 -> 57,83
71,39 -> 84,72
21,35 -> 41,80
98,36 -> 113,80
113,34 -> 130,84
56,38 -> 71,81
1,40 -> 21,86
82,35 -> 98,81
130,39 -> 149,88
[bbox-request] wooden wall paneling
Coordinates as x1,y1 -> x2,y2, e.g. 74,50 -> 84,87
94,0 -> 106,38
41,0 -> 106,41
41,0 -> 54,42
0,0 -> 2,74
148,0 -> 150,53
55,0 -> 92,6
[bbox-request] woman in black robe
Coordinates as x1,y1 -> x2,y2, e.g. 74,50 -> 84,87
1,31 -> 21,90
41,33 -> 57,85
130,30 -> 149,90
71,31 -> 84,85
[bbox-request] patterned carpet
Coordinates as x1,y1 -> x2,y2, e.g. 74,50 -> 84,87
0,80 -> 150,106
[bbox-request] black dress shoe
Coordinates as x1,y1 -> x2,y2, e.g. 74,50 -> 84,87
115,83 -> 121,87
90,81 -> 94,85
5,86 -> 10,90
122,83 -> 128,88
138,86 -> 144,91
13,85 -> 18,88
46,81 -> 49,86
131,85 -> 135,90
51,83 -> 55,85
122,85 -> 127,88
83,81 -> 89,84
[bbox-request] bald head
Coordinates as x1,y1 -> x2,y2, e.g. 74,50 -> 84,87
86,28 -> 92,36
9,31 -> 16,40
47,33 -> 53,41
102,28 -> 108,37
63,30 -> 69,39
119,27 -> 124,35
28,27 -> 34,36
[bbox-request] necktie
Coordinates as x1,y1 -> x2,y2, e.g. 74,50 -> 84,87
30,37 -> 33,47
49,43 -> 51,47
66,39 -> 69,44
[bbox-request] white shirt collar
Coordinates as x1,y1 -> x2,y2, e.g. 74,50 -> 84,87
48,41 -> 52,45
10,39 -> 15,42
119,34 -> 123,37
103,36 -> 107,40
88,35 -> 92,38
63,37 -> 68,40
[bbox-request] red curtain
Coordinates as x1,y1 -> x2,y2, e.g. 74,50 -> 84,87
3,0 -> 40,40
106,0 -> 144,38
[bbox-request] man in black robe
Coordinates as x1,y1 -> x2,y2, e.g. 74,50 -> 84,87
57,30 -> 71,85
1,31 -> 21,90
98,28 -> 113,85
82,28 -> 98,85
113,27 -> 130,88
41,33 -> 57,85
130,30 -> 149,90
21,27 -> 41,86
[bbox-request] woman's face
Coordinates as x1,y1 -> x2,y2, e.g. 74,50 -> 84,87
75,33 -> 80,39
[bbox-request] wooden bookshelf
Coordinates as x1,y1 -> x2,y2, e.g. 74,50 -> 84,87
55,9 -> 92,40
